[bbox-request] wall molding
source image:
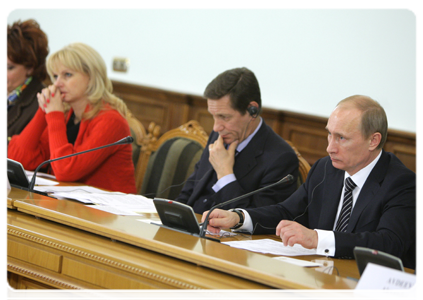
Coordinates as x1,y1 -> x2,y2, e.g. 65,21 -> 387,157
112,80 -> 415,172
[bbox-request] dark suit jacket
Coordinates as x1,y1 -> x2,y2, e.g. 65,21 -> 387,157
8,78 -> 45,139
175,120 -> 299,214
247,150 -> 416,269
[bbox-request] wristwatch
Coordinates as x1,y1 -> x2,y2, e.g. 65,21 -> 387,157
229,209 -> 244,229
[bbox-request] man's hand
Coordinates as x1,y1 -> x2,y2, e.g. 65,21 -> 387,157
276,220 -> 318,249
201,208 -> 239,234
208,135 -> 238,180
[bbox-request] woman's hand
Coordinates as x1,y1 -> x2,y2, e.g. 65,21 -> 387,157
37,85 -> 64,114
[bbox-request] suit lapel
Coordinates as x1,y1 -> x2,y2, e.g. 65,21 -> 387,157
232,122 -> 267,181
188,132 -> 219,202
189,167 -> 215,201
317,164 -> 344,230
347,151 -> 388,232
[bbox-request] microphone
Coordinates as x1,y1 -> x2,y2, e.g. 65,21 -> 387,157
27,136 -> 134,191
199,174 -> 294,237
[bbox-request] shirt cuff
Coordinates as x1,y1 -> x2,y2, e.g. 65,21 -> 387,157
212,173 -> 236,192
315,229 -> 335,256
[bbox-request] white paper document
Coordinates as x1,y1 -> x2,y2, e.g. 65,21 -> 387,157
86,193 -> 155,210
222,238 -> 318,256
34,185 -> 106,195
25,170 -> 56,180
58,192 -> 157,213
33,185 -> 157,215
34,177 -> 60,186
25,171 -> 59,186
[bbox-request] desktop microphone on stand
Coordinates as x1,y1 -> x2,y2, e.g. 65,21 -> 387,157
27,136 -> 134,192
199,174 -> 294,238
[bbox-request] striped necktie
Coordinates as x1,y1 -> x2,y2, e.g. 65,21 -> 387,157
335,177 -> 357,232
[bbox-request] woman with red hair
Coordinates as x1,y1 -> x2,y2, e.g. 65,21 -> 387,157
7,19 -> 49,139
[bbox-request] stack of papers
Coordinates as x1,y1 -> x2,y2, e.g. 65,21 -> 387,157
34,185 -> 157,215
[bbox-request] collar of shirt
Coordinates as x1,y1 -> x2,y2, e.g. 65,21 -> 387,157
333,150 -> 382,230
235,117 -> 263,153
345,150 -> 383,197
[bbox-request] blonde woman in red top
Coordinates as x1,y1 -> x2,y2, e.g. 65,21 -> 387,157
8,43 -> 136,194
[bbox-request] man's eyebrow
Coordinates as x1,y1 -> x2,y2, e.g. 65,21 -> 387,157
325,127 -> 343,136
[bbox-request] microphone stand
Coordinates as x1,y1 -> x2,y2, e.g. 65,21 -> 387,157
28,136 -> 133,192
199,174 -> 294,238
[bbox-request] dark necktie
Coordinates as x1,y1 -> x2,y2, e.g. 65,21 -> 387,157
335,177 -> 357,232
225,143 -> 239,156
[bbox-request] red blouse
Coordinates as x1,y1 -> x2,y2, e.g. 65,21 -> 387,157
8,105 -> 137,194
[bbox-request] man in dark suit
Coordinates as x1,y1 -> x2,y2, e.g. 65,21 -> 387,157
174,67 -> 299,214
203,95 -> 415,269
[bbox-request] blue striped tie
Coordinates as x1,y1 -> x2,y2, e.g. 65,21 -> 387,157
335,177 -> 357,232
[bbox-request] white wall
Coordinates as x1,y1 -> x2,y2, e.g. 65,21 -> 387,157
7,9 -> 416,132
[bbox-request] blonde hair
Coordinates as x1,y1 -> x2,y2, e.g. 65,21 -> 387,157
46,43 -> 128,120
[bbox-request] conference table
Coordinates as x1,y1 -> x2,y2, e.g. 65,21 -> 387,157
7,185 -> 365,290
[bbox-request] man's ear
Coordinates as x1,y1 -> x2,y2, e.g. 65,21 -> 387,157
247,101 -> 259,118
369,132 -> 382,150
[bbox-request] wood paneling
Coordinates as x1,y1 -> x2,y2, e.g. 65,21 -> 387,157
383,129 -> 416,172
113,81 -> 189,135
8,240 -> 62,273
112,80 -> 416,172
16,277 -> 72,300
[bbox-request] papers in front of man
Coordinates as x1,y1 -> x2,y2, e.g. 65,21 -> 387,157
222,238 -> 318,256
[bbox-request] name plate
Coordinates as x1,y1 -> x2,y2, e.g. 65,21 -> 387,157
354,263 -> 420,300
